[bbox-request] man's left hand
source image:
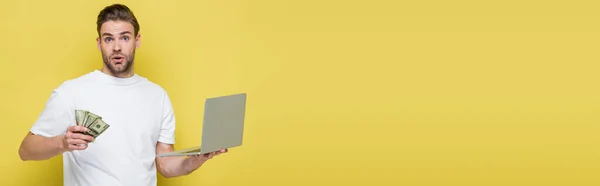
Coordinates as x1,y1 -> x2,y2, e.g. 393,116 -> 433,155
185,149 -> 228,171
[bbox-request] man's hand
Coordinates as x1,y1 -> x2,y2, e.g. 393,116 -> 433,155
155,142 -> 229,178
62,126 -> 94,152
184,149 -> 228,171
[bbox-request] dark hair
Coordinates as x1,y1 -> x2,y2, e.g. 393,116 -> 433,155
96,4 -> 140,37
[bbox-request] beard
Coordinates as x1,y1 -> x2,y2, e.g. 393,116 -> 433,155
101,50 -> 135,76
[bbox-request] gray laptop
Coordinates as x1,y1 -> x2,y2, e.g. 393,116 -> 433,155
157,93 -> 247,157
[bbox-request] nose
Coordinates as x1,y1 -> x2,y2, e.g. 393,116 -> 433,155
112,40 -> 122,52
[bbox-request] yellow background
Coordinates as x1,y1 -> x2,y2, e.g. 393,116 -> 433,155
1,0 -> 599,185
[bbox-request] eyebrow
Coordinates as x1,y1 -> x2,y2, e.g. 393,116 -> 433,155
101,31 -> 132,37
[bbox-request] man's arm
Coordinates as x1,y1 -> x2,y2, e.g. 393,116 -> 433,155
19,126 -> 93,161
18,132 -> 66,161
155,142 -> 227,178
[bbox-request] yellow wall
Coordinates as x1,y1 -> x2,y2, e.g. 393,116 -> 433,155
1,0 -> 598,185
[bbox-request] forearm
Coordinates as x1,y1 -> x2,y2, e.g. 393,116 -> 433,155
19,132 -> 66,161
157,156 -> 197,178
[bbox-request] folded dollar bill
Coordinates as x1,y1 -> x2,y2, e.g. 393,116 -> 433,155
75,110 -> 110,141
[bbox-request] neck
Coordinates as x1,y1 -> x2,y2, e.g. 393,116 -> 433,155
101,66 -> 134,78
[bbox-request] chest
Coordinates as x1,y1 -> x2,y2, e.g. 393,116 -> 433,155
72,86 -> 165,145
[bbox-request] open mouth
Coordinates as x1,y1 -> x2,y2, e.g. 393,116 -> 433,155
112,55 -> 124,63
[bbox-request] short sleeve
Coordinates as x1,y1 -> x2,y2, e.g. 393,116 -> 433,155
158,92 -> 176,144
30,84 -> 75,137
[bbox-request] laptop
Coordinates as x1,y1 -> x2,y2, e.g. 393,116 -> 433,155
157,93 -> 247,157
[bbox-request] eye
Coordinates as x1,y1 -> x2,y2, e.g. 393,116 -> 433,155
104,37 -> 113,42
122,36 -> 129,41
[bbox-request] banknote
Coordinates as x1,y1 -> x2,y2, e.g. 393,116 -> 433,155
75,110 -> 110,140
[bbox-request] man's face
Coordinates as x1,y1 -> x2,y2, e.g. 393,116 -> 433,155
96,20 -> 140,77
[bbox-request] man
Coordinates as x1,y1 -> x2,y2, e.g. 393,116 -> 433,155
18,4 -> 227,186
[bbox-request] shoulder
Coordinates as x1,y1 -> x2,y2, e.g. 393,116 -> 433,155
136,74 -> 170,97
52,71 -> 97,93
135,76 -> 175,110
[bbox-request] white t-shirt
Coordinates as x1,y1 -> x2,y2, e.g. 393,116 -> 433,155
30,70 -> 176,186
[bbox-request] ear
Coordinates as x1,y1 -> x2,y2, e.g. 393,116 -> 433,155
96,37 -> 101,50
135,34 -> 141,48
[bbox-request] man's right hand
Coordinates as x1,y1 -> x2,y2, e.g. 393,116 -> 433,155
62,126 -> 95,152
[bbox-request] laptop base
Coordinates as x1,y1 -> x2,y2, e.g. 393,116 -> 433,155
156,146 -> 206,157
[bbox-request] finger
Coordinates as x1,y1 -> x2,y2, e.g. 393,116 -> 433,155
190,154 -> 202,160
65,132 -> 94,142
69,143 -> 88,150
68,126 -> 89,133
67,138 -> 89,146
216,149 -> 227,155
70,133 -> 94,142
65,131 -> 75,139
